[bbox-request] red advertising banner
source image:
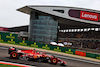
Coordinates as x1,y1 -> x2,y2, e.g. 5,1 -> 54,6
75,51 -> 86,57
80,11 -> 99,21
98,14 -> 100,21
68,9 -> 100,22
0,27 -> 9,31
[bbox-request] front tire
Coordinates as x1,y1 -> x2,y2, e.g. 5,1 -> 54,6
50,58 -> 58,64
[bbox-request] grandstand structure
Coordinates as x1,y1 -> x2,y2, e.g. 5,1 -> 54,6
16,5 -> 100,45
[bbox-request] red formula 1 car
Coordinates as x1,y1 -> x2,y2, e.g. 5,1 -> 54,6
8,47 -> 66,66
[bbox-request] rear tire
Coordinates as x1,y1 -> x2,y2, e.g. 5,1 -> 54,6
10,52 -> 18,59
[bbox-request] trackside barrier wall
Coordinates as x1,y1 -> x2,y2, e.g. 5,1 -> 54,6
74,50 -> 100,60
86,53 -> 100,59
75,51 -> 86,57
0,32 -> 76,54
0,32 -> 100,60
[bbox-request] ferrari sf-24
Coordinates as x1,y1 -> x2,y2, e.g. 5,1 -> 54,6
8,47 -> 66,66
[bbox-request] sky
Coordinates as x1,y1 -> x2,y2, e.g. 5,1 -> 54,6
0,0 -> 100,28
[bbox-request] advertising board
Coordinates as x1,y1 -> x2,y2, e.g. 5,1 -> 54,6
80,11 -> 98,21
68,9 -> 100,22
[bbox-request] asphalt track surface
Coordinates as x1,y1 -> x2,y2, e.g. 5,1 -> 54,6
0,46 -> 100,67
